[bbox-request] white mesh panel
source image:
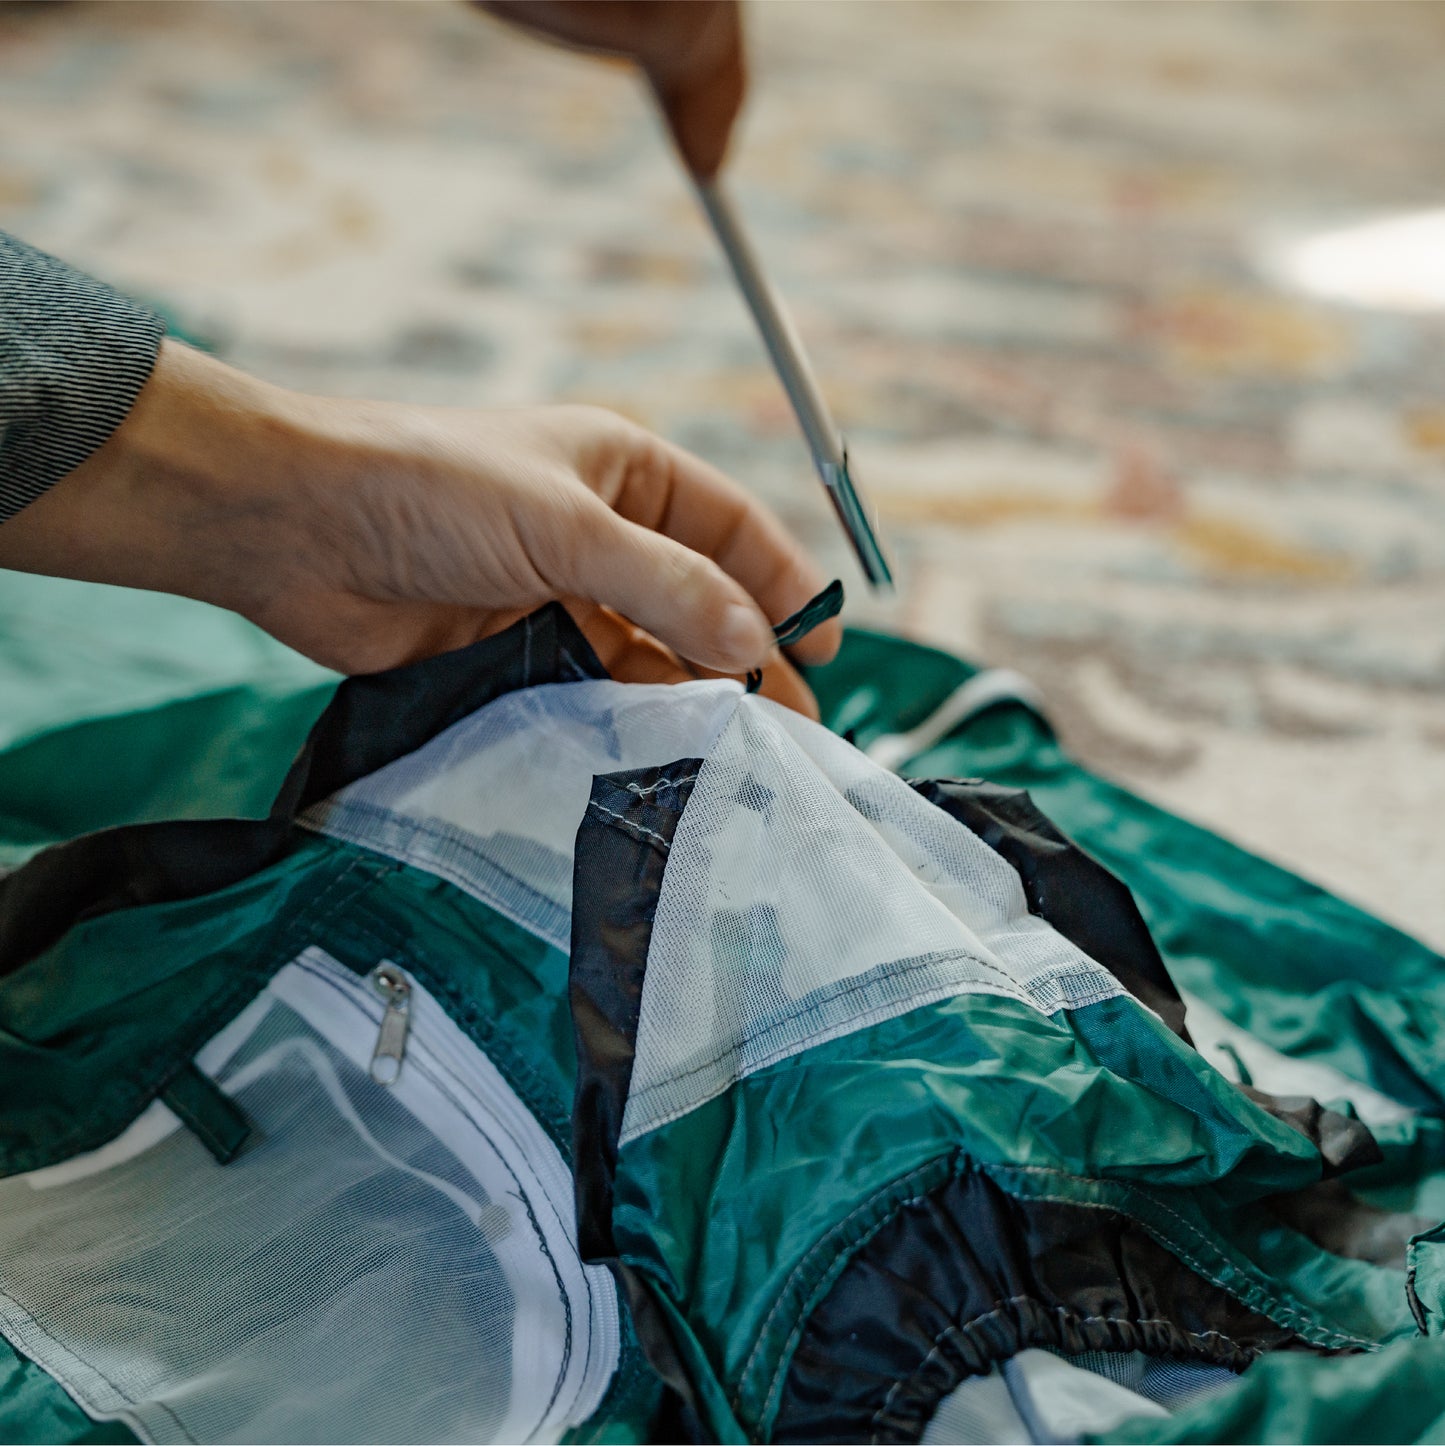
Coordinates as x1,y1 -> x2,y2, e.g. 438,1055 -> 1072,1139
621,697 -> 1126,1142
0,951 -> 616,1444
301,679 -> 743,950
298,675 -> 1126,1144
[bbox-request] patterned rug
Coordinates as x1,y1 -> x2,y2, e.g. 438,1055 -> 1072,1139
1,0 -> 1442,946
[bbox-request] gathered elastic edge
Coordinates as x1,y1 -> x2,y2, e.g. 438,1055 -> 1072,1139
867,1293 -> 1259,1444
746,1153 -> 1374,1435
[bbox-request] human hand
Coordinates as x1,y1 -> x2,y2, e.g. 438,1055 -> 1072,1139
0,342 -> 839,715
478,0 -> 745,178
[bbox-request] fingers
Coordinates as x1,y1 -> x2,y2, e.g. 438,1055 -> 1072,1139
564,600 -> 697,685
644,2 -> 745,178
552,493 -> 775,673
570,600 -> 822,719
477,1 -> 745,180
755,653 -> 820,720
595,426 -> 844,667
692,649 -> 821,720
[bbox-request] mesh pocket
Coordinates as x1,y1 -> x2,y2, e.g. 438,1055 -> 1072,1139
0,949 -> 616,1444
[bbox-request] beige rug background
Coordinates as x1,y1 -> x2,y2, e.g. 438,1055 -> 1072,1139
2,0 -> 1442,947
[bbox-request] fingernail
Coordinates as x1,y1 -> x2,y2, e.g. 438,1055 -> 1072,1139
718,603 -> 771,669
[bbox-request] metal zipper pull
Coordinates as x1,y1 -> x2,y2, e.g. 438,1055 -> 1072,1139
368,964 -> 412,1085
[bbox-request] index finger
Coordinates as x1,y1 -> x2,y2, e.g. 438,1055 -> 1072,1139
600,427 -> 844,666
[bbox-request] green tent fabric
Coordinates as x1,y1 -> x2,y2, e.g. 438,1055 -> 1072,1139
813,632 -> 1445,1444
1107,1334 -> 1445,1444
0,1336 -> 134,1446
812,630 -> 1445,1122
3,579 -> 1445,1443
0,573 -> 333,865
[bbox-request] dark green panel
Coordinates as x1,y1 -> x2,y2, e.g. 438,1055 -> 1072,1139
0,1336 -> 136,1446
608,991 -> 1408,1436
1106,1334 -> 1445,1445
811,631 -> 1445,1111
0,573 -> 335,863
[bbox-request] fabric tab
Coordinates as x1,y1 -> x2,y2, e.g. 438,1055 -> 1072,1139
747,579 -> 844,693
159,1062 -> 251,1165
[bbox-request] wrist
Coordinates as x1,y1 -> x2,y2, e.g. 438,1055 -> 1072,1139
118,341 -> 290,495
0,341 -> 318,607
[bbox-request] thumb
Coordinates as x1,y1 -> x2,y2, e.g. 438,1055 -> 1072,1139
561,499 -> 774,673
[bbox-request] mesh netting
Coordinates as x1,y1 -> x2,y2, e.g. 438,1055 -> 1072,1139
0,952 -> 615,1444
919,1347 -> 1240,1444
299,677 -> 1124,1145
302,679 -> 742,951
625,696 -> 1126,1140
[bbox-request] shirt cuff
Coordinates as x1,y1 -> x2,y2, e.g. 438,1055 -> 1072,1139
0,231 -> 167,523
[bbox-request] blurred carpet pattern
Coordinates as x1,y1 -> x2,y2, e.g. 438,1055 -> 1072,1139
0,0 -> 1442,944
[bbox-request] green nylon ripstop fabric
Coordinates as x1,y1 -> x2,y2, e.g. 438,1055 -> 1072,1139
3,581 -> 1445,1443
0,573 -> 334,867
611,993 -> 1414,1441
1106,1334 -> 1445,1445
811,630 -> 1445,1122
0,826 -> 664,1444
809,630 -> 1445,1445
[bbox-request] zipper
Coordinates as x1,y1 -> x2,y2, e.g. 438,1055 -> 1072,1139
282,947 -> 619,1437
368,964 -> 412,1085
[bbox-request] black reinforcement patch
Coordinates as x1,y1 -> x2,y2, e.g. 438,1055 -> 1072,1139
568,760 -> 708,1438
910,777 -> 1189,1041
911,777 -> 1382,1182
569,761 -> 701,1259
771,1159 -> 1317,1445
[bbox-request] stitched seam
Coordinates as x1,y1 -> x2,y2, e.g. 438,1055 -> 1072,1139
0,1281 -> 198,1443
992,1164 -> 1332,1328
622,979 -> 991,1141
748,1158 -> 1371,1430
626,952 -> 1012,1103
870,1300 -> 1254,1437
303,803 -> 566,927
735,1157 -> 949,1418
755,1169 -> 963,1426
627,945 -> 1124,1121
328,908 -> 574,1156
586,800 -> 673,852
625,773 -> 699,798
1025,1188 -> 1367,1350
319,907 -> 594,1399
4,847 -> 383,1176
985,1174 -> 1370,1350
160,1071 -> 244,1162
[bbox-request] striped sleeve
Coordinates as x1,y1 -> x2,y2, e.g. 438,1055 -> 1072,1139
0,231 -> 166,523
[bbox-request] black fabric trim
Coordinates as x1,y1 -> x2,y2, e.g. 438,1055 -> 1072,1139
568,761 -> 709,1438
910,777 -> 1381,1180
910,777 -> 1189,1041
619,1263 -> 712,1446
0,603 -> 604,972
569,762 -> 700,1260
771,1159 -> 1312,1445
747,579 -> 844,693
1239,1086 -> 1382,1180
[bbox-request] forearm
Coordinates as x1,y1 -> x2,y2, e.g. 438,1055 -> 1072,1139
0,231 -> 166,523
0,291 -> 831,707
0,339 -> 314,604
